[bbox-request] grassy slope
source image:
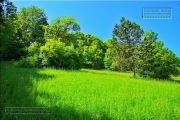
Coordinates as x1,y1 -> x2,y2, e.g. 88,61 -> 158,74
1,62 -> 180,119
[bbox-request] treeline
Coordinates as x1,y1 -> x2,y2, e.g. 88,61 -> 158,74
0,0 -> 180,79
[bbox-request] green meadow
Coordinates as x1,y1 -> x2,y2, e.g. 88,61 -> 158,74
1,62 -> 180,120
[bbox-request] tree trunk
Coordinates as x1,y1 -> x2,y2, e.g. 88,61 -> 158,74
133,65 -> 136,78
132,58 -> 136,78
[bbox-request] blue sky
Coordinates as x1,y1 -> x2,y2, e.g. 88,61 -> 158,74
12,1 -> 180,57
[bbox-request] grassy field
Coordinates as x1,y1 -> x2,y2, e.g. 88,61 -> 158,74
1,62 -> 180,120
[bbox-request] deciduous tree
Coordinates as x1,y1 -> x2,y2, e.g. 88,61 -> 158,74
138,30 -> 179,79
44,16 -> 80,44
17,6 -> 48,46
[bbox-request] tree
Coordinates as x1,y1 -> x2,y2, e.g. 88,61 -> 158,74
104,38 -> 114,50
31,17 -> 48,45
17,6 -> 48,46
44,16 -> 80,44
104,38 -> 118,70
17,16 -> 82,69
104,48 -> 119,71
0,0 -> 3,19
75,32 -> 105,69
137,30 -> 158,77
0,0 -> 17,60
3,5 -> 48,60
138,30 -> 179,79
2,0 -> 16,18
112,17 -> 143,77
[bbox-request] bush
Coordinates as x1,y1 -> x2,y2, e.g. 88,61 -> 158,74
28,42 -> 40,56
104,48 -> 121,71
137,31 -> 179,79
16,42 -> 42,68
39,40 -> 65,67
16,40 -> 82,69
137,42 -> 179,79
153,49 -> 179,79
104,48 -> 114,70
15,55 -> 39,68
39,39 -> 82,69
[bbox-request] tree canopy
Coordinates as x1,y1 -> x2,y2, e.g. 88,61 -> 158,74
44,16 -> 80,41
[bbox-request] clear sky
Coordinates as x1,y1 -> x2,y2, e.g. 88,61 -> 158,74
11,1 -> 180,57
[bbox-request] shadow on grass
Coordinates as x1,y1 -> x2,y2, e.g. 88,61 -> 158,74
80,69 -> 117,76
0,62 -> 112,120
49,105 -> 112,120
165,79 -> 180,84
144,76 -> 180,84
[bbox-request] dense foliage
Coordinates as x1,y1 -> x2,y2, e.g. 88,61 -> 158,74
39,40 -> 81,69
0,1 -> 48,60
137,31 -> 179,79
1,0 -> 179,79
75,32 -> 105,69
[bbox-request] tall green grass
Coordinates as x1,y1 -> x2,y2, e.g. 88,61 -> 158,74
1,62 -> 180,119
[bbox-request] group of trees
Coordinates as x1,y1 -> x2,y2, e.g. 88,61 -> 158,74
105,27 -> 179,79
1,0 -> 180,79
0,0 -> 48,60
0,0 -> 105,69
104,18 -> 179,79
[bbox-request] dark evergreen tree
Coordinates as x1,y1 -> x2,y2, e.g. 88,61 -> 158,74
112,17 -> 143,77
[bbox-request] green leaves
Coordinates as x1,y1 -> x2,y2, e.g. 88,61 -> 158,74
137,30 -> 179,79
51,16 -> 80,33
1,5 -> 48,60
44,16 -> 80,40
18,39 -> 82,69
111,17 -> 143,75
76,33 -> 105,69
0,0 -> 19,60
17,6 -> 48,46
41,40 -> 81,69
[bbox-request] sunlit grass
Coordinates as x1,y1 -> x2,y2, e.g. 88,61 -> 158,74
173,76 -> 180,81
1,62 -> 180,119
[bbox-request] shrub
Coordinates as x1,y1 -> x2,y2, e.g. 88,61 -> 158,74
39,39 -> 82,69
15,55 -> 39,68
137,41 -> 179,79
104,48 -> 121,71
